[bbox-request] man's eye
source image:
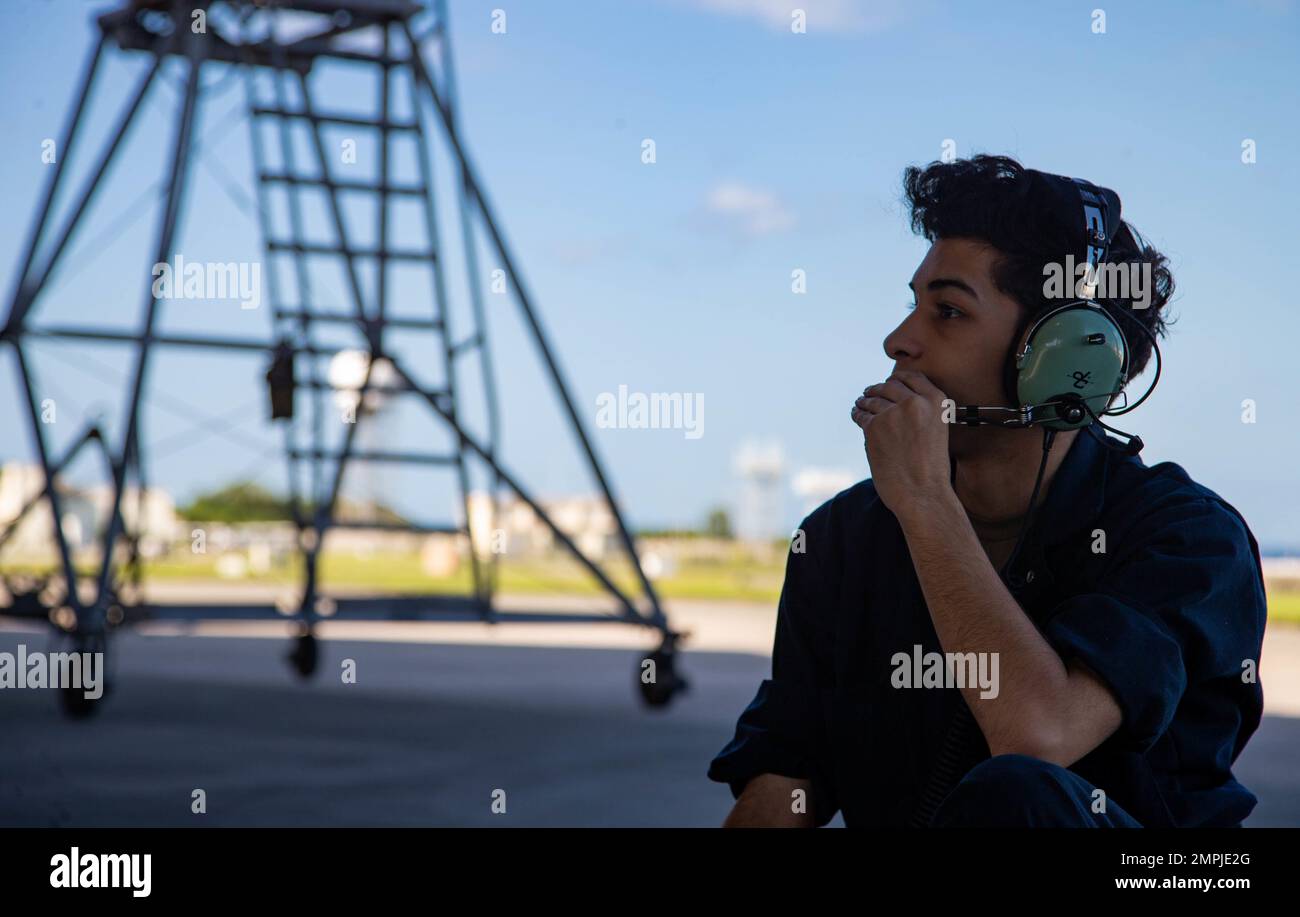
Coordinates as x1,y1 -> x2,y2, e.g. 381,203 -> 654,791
906,301 -> 962,319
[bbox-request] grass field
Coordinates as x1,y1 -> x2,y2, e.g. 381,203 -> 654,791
2,551 -> 790,605
4,552 -> 1299,624
1267,590 -> 1300,625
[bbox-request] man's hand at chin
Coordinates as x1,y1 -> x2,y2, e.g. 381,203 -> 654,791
850,368 -> 954,521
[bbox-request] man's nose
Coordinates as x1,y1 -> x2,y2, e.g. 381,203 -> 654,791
882,316 -> 920,363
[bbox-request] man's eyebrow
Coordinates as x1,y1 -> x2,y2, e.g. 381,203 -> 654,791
908,277 -> 980,299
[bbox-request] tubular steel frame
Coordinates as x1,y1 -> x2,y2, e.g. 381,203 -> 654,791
1,0 -> 683,697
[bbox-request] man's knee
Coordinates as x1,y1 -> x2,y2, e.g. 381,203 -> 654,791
929,753 -> 1080,827
959,753 -> 1065,790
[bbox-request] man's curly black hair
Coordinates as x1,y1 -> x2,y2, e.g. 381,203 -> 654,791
902,154 -> 1175,381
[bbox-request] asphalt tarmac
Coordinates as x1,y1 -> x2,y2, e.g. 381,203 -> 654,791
1,606 -> 1296,827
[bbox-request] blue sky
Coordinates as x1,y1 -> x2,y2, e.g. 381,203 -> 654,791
1,0 -> 1298,550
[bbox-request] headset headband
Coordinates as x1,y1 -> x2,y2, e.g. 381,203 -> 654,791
1069,177 -> 1113,300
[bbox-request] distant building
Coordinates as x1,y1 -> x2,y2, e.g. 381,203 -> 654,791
0,462 -> 180,560
82,482 -> 181,557
1263,556 -> 1300,587
465,491 -> 618,560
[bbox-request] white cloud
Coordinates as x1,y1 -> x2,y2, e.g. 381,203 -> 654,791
671,0 -> 909,34
704,181 -> 795,236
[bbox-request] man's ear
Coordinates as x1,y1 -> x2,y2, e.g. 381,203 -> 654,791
1001,309 -> 1034,408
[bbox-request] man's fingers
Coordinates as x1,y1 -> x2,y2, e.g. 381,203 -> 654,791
854,395 -> 892,415
855,370 -> 946,428
887,369 -> 945,399
863,379 -> 910,404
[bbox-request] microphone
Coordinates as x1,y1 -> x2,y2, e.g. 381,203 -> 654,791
1080,400 -> 1145,455
951,398 -> 1144,456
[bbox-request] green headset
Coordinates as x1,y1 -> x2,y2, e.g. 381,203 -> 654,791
958,174 -> 1162,455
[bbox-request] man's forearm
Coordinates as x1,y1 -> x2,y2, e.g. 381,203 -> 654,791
722,774 -> 817,827
895,487 -> 1075,761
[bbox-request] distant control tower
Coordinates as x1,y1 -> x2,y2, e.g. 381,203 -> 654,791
733,440 -> 785,543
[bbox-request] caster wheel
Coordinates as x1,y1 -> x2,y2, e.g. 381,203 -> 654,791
287,631 -> 319,678
58,632 -> 109,719
636,648 -> 689,708
60,682 -> 102,718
